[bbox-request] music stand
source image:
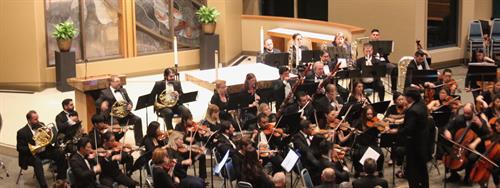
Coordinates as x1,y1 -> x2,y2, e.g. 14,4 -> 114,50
264,53 -> 290,68
410,70 -> 438,86
372,101 -> 391,115
370,40 -> 394,55
179,91 -> 198,104
300,50 -> 322,63
277,111 -> 301,135
297,82 -> 319,96
135,93 -> 155,124
227,92 -> 251,131
257,87 -> 275,104
466,63 -> 498,85
430,111 -> 452,128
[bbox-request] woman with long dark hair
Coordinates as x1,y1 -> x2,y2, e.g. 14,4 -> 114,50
239,147 -> 275,188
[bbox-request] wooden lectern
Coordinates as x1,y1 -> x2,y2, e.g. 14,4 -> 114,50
67,75 -> 126,133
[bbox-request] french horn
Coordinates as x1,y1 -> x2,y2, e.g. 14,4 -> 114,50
154,87 -> 179,111
29,122 -> 56,155
110,100 -> 129,119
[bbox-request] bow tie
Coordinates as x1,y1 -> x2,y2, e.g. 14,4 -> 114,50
114,89 -> 121,93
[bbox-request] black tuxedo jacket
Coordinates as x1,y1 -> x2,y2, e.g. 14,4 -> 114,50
291,132 -> 322,171
55,111 -> 81,142
16,124 -> 35,168
399,101 -> 432,162
355,56 -> 382,80
273,78 -> 294,109
405,58 -> 432,88
69,153 -> 97,188
96,87 -> 133,109
352,175 -> 388,188
150,80 -> 183,101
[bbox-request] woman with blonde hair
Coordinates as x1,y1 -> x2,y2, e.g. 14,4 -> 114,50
201,104 -> 221,131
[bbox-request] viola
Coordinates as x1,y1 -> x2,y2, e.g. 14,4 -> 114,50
257,143 -> 278,158
470,136 -> 500,183
443,126 -> 478,170
162,159 -> 176,172
366,117 -> 389,132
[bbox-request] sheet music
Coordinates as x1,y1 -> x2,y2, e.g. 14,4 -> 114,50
359,147 -> 380,165
281,150 -> 299,172
214,151 -> 230,174
338,58 -> 347,69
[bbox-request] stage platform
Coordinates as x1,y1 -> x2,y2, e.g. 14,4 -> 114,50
185,63 -> 288,93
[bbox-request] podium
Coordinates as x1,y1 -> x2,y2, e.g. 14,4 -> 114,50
67,75 -> 126,132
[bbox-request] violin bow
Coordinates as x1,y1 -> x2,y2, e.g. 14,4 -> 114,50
93,123 -> 99,164
440,134 -> 499,168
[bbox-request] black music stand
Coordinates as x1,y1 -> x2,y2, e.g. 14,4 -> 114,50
227,92 -> 250,131
264,53 -> 290,68
372,101 -> 391,115
257,87 -> 275,104
430,111 -> 452,128
277,111 -> 301,135
370,40 -> 394,55
135,93 -> 155,124
300,50 -> 322,63
410,70 -> 438,86
297,82 -> 319,96
466,63 -> 498,86
179,91 -> 198,104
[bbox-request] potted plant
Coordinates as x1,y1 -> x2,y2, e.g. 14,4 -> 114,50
52,21 -> 78,52
196,5 -> 220,35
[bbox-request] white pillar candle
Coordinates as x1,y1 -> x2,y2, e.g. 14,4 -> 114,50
260,26 -> 264,53
215,50 -> 219,81
174,36 -> 178,66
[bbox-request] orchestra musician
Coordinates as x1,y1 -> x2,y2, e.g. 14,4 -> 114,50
241,73 -> 260,130
239,146 -> 275,187
318,141 -> 350,184
327,109 -> 354,148
484,95 -> 500,121
384,92 -> 406,125
96,75 -> 143,146
150,68 -> 190,131
284,91 -> 314,134
254,113 -> 285,173
405,50 -> 432,89
423,69 -> 459,100
292,119 -> 324,185
465,50 -> 496,98
69,137 -> 103,188
88,114 -> 124,149
273,66 -> 293,111
369,29 -> 398,93
288,33 -> 310,69
355,43 -> 385,102
55,98 -> 82,151
443,103 -> 491,185
328,32 -> 351,67
99,132 -> 136,187
351,105 -> 385,178
257,38 -> 281,63
314,84 -> 345,128
347,81 -> 371,122
16,110 -> 68,188
476,82 -> 500,109
258,103 -> 277,123
200,104 -> 222,132
210,80 -> 236,125
427,88 -> 456,113
166,131 -> 207,184
151,148 -> 179,187
143,121 -> 167,154
352,158 -> 389,188
215,121 -> 238,159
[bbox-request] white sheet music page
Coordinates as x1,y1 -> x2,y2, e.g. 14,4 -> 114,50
281,150 -> 299,172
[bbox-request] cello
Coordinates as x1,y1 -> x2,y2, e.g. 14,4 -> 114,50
443,125 -> 478,170
469,136 -> 500,183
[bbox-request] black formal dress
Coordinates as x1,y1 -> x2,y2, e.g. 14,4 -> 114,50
352,174 -> 388,188
399,100 -> 431,188
69,152 -> 99,188
150,80 -> 189,130
16,124 -> 68,188
96,87 -> 143,146
355,56 -> 385,101
152,165 -> 177,188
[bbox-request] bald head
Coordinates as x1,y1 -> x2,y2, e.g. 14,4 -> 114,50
273,172 -> 286,188
314,61 -> 325,76
321,168 -> 336,183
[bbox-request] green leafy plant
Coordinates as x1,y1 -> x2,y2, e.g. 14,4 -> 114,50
52,21 -> 78,40
195,5 -> 220,24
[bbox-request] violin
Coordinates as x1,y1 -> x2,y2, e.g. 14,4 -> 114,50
162,159 -> 176,172
470,136 -> 500,183
187,122 -> 210,136
423,85 -> 435,105
257,142 -> 278,158
366,117 -> 389,132
177,144 -> 205,155
262,123 -> 287,137
156,130 -> 170,142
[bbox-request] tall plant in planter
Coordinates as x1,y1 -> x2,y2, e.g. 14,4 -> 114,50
196,5 -> 220,35
52,21 -> 78,52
